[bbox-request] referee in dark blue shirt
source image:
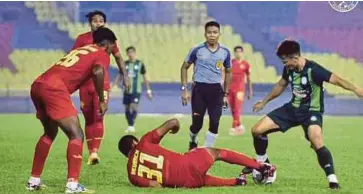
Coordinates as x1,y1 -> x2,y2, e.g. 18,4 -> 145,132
180,21 -> 232,150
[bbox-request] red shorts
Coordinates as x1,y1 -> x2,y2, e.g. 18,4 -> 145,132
31,82 -> 77,121
183,148 -> 214,188
79,85 -> 109,124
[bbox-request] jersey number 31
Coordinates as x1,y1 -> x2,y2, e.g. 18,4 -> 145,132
131,150 -> 164,184
55,45 -> 97,67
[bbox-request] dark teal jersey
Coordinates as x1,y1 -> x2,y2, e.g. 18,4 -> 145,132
282,60 -> 332,113
125,59 -> 146,94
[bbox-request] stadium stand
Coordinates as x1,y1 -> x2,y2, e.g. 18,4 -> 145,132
0,1 -> 362,96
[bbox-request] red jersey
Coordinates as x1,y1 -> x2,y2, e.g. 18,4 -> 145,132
73,31 -> 120,90
229,59 -> 251,91
127,130 -> 189,188
34,45 -> 110,94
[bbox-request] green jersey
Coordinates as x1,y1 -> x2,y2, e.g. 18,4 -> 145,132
125,59 -> 146,94
282,60 -> 332,113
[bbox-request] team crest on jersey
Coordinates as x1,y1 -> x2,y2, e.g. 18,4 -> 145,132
239,65 -> 245,70
310,116 -> 317,121
216,61 -> 223,69
301,77 -> 308,85
134,65 -> 139,70
237,92 -> 244,100
328,1 -> 358,13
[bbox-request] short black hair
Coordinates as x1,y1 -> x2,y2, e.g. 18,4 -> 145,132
118,135 -> 138,157
93,27 -> 117,44
205,21 -> 220,31
276,40 -> 301,58
234,46 -> 243,52
126,46 -> 136,53
86,10 -> 107,23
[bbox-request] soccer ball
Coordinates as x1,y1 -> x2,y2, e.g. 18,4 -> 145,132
252,169 -> 267,184
252,168 -> 277,185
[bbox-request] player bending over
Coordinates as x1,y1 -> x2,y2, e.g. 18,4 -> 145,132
26,27 -> 117,193
228,46 -> 253,136
243,40 -> 363,189
113,46 -> 152,133
73,10 -> 129,165
118,118 -> 276,188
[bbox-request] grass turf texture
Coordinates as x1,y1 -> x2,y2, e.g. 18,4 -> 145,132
0,114 -> 361,194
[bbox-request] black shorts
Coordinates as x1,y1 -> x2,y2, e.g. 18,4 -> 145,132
123,93 -> 141,105
191,82 -> 224,118
267,103 -> 323,140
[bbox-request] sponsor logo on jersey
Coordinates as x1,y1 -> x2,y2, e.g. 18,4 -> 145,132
301,76 -> 308,85
292,86 -> 308,98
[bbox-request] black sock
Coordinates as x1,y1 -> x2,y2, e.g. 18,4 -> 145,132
253,135 -> 268,156
132,110 -> 138,121
316,146 -> 335,177
125,109 -> 134,126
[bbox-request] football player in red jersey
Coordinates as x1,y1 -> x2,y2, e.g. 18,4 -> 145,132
118,118 -> 276,188
228,46 -> 253,136
26,27 -> 117,193
73,10 -> 129,165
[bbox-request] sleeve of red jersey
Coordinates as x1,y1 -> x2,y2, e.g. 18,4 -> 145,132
72,35 -> 83,50
140,130 -> 162,144
112,41 -> 121,55
129,174 -> 152,187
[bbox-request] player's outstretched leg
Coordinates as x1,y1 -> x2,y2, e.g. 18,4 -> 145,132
27,117 -> 58,191
242,116 -> 279,174
204,147 -> 276,184
307,125 -> 340,189
57,116 -> 94,193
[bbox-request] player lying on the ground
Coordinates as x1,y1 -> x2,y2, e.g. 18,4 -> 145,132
26,27 -> 117,193
73,10 -> 129,165
118,118 -> 276,188
243,40 -> 363,189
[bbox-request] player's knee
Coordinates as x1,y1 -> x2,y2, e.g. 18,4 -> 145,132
309,135 -> 324,150
251,124 -> 262,136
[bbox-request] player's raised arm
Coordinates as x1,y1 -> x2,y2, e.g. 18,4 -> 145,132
142,119 -> 180,144
155,118 -> 180,137
328,74 -> 363,98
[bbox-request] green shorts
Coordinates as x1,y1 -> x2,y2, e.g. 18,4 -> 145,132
267,103 -> 323,140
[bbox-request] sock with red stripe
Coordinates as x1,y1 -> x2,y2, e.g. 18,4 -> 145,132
67,139 -> 83,182
31,135 -> 53,177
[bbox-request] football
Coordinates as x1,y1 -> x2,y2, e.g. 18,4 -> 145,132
252,169 -> 277,185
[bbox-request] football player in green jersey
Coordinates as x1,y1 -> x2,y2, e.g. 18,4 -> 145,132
242,40 -> 363,189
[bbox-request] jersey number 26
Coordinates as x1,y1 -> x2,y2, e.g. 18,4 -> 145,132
131,150 -> 164,184
55,45 -> 97,67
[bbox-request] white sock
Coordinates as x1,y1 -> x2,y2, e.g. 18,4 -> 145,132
256,154 -> 268,163
190,131 -> 198,143
327,174 -> 338,183
204,131 -> 218,147
66,181 -> 78,189
28,176 -> 40,185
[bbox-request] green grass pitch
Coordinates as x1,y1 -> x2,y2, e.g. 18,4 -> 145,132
0,114 -> 361,194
